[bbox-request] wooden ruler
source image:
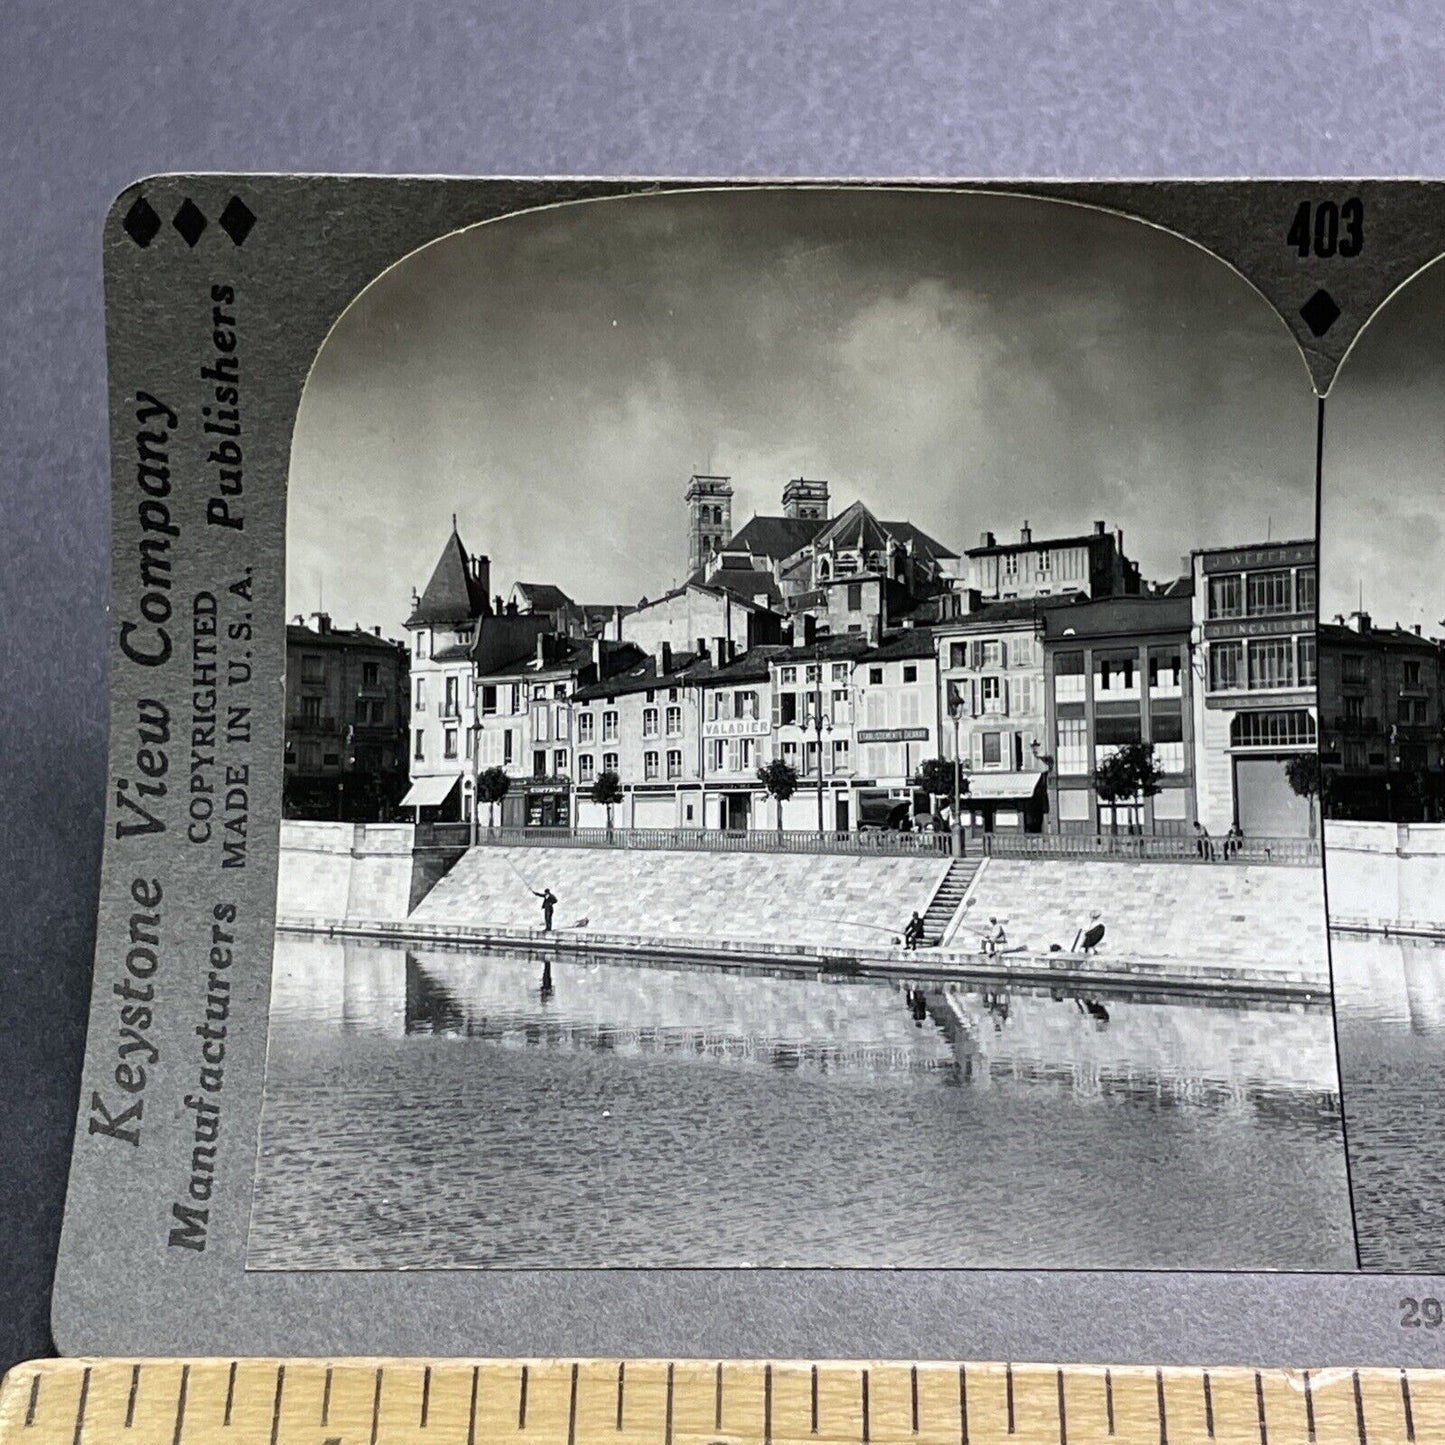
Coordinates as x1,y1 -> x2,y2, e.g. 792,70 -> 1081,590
0,1361 -> 1436,1445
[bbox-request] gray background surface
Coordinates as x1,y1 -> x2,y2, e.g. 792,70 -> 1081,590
5,0 -> 1445,1375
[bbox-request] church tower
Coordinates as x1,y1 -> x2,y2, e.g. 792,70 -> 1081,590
782,476 -> 830,520
685,473 -> 733,576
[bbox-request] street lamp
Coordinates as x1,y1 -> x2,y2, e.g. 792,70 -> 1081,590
806,667 -> 833,834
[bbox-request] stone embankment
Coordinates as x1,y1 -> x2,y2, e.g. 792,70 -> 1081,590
275,822 -> 1331,998
1323,821 -> 1445,937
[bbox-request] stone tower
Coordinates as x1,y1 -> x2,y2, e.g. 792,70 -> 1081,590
685,473 -> 733,575
782,476 -> 830,521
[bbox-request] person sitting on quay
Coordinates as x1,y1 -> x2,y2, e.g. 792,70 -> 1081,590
1193,820 -> 1214,862
980,916 -> 1007,956
902,910 -> 925,951
532,886 -> 557,932
1224,822 -> 1244,860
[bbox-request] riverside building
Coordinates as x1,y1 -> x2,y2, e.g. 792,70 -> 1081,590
1318,613 -> 1445,821
283,614 -> 410,821
1189,540 -> 1318,837
933,594 -> 1086,834
1043,588 -> 1197,834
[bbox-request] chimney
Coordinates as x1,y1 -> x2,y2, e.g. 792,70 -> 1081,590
312,611 -> 331,635
536,632 -> 548,665
474,553 -> 491,599
495,595 -> 504,615
1414,623 -> 1422,636
373,626 -> 381,637
1020,521 -> 1032,545
979,530 -> 995,547
592,637 -> 604,672
1094,520 -> 1106,536
658,641 -> 673,674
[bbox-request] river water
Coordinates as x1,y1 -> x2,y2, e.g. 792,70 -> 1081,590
1331,935 -> 1445,1272
247,933 -> 1354,1271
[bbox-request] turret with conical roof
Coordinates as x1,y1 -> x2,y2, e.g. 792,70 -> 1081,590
407,521 -> 492,631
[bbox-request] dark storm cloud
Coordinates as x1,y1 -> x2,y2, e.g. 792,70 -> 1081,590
287,188 -> 1317,634
1323,257 -> 1445,633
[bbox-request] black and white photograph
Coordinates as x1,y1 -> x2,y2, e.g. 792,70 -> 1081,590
249,188 -> 1350,1272
1318,256 -> 1445,1272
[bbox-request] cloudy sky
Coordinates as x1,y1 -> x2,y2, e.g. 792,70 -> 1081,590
1323,257 -> 1445,632
287,187 -> 1319,636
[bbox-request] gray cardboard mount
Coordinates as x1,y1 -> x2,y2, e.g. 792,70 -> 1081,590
49,176 -> 1445,1365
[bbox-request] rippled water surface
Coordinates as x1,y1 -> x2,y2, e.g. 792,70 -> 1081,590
247,934 -> 1353,1270
1332,937 -> 1445,1271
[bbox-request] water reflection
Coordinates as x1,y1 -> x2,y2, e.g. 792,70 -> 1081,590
1332,936 -> 1445,1271
250,933 -> 1353,1272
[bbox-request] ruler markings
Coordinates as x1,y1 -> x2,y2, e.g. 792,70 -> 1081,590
11,1361 -> 1445,1445
268,1367 -> 284,1445
70,1369 -> 89,1445
125,1366 -> 141,1431
171,1367 -> 189,1445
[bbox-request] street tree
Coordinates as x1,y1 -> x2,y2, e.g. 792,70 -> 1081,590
913,756 -> 957,822
1285,751 -> 1325,838
590,770 -> 624,833
757,758 -> 800,834
476,766 -> 510,833
1093,740 -> 1164,836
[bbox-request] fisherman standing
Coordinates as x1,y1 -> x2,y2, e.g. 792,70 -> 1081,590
533,886 -> 557,931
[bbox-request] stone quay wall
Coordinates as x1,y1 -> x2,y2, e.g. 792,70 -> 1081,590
1324,820 -> 1445,931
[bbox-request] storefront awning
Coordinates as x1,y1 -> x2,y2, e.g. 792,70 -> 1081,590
400,773 -> 462,808
961,771 -> 1047,803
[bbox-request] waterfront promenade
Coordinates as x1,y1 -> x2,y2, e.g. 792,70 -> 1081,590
275,821 -> 1332,997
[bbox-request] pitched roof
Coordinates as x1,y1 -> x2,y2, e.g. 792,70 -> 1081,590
815,499 -> 891,554
879,520 -> 959,560
407,528 -> 491,626
936,593 -> 1090,631
724,513 -> 827,560
286,622 -> 405,653
861,628 -> 940,662
513,581 -> 574,614
1042,592 -> 1193,641
572,649 -> 705,700
696,564 -> 785,610
1319,620 -> 1443,652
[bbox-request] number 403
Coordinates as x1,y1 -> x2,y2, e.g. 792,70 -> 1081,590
1288,198 -> 1363,258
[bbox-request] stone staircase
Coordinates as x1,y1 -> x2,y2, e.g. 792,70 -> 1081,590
920,857 -> 979,944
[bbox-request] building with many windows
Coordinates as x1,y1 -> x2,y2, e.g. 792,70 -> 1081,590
961,519 -> 1141,604
1043,589 -> 1196,834
571,643 -> 704,828
1189,540 -> 1318,836
283,615 -> 410,821
1318,614 -> 1445,821
934,594 -> 1086,833
693,647 -> 781,831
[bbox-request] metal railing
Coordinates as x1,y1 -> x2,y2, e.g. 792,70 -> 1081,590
428,824 -> 954,856
981,832 -> 1320,865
